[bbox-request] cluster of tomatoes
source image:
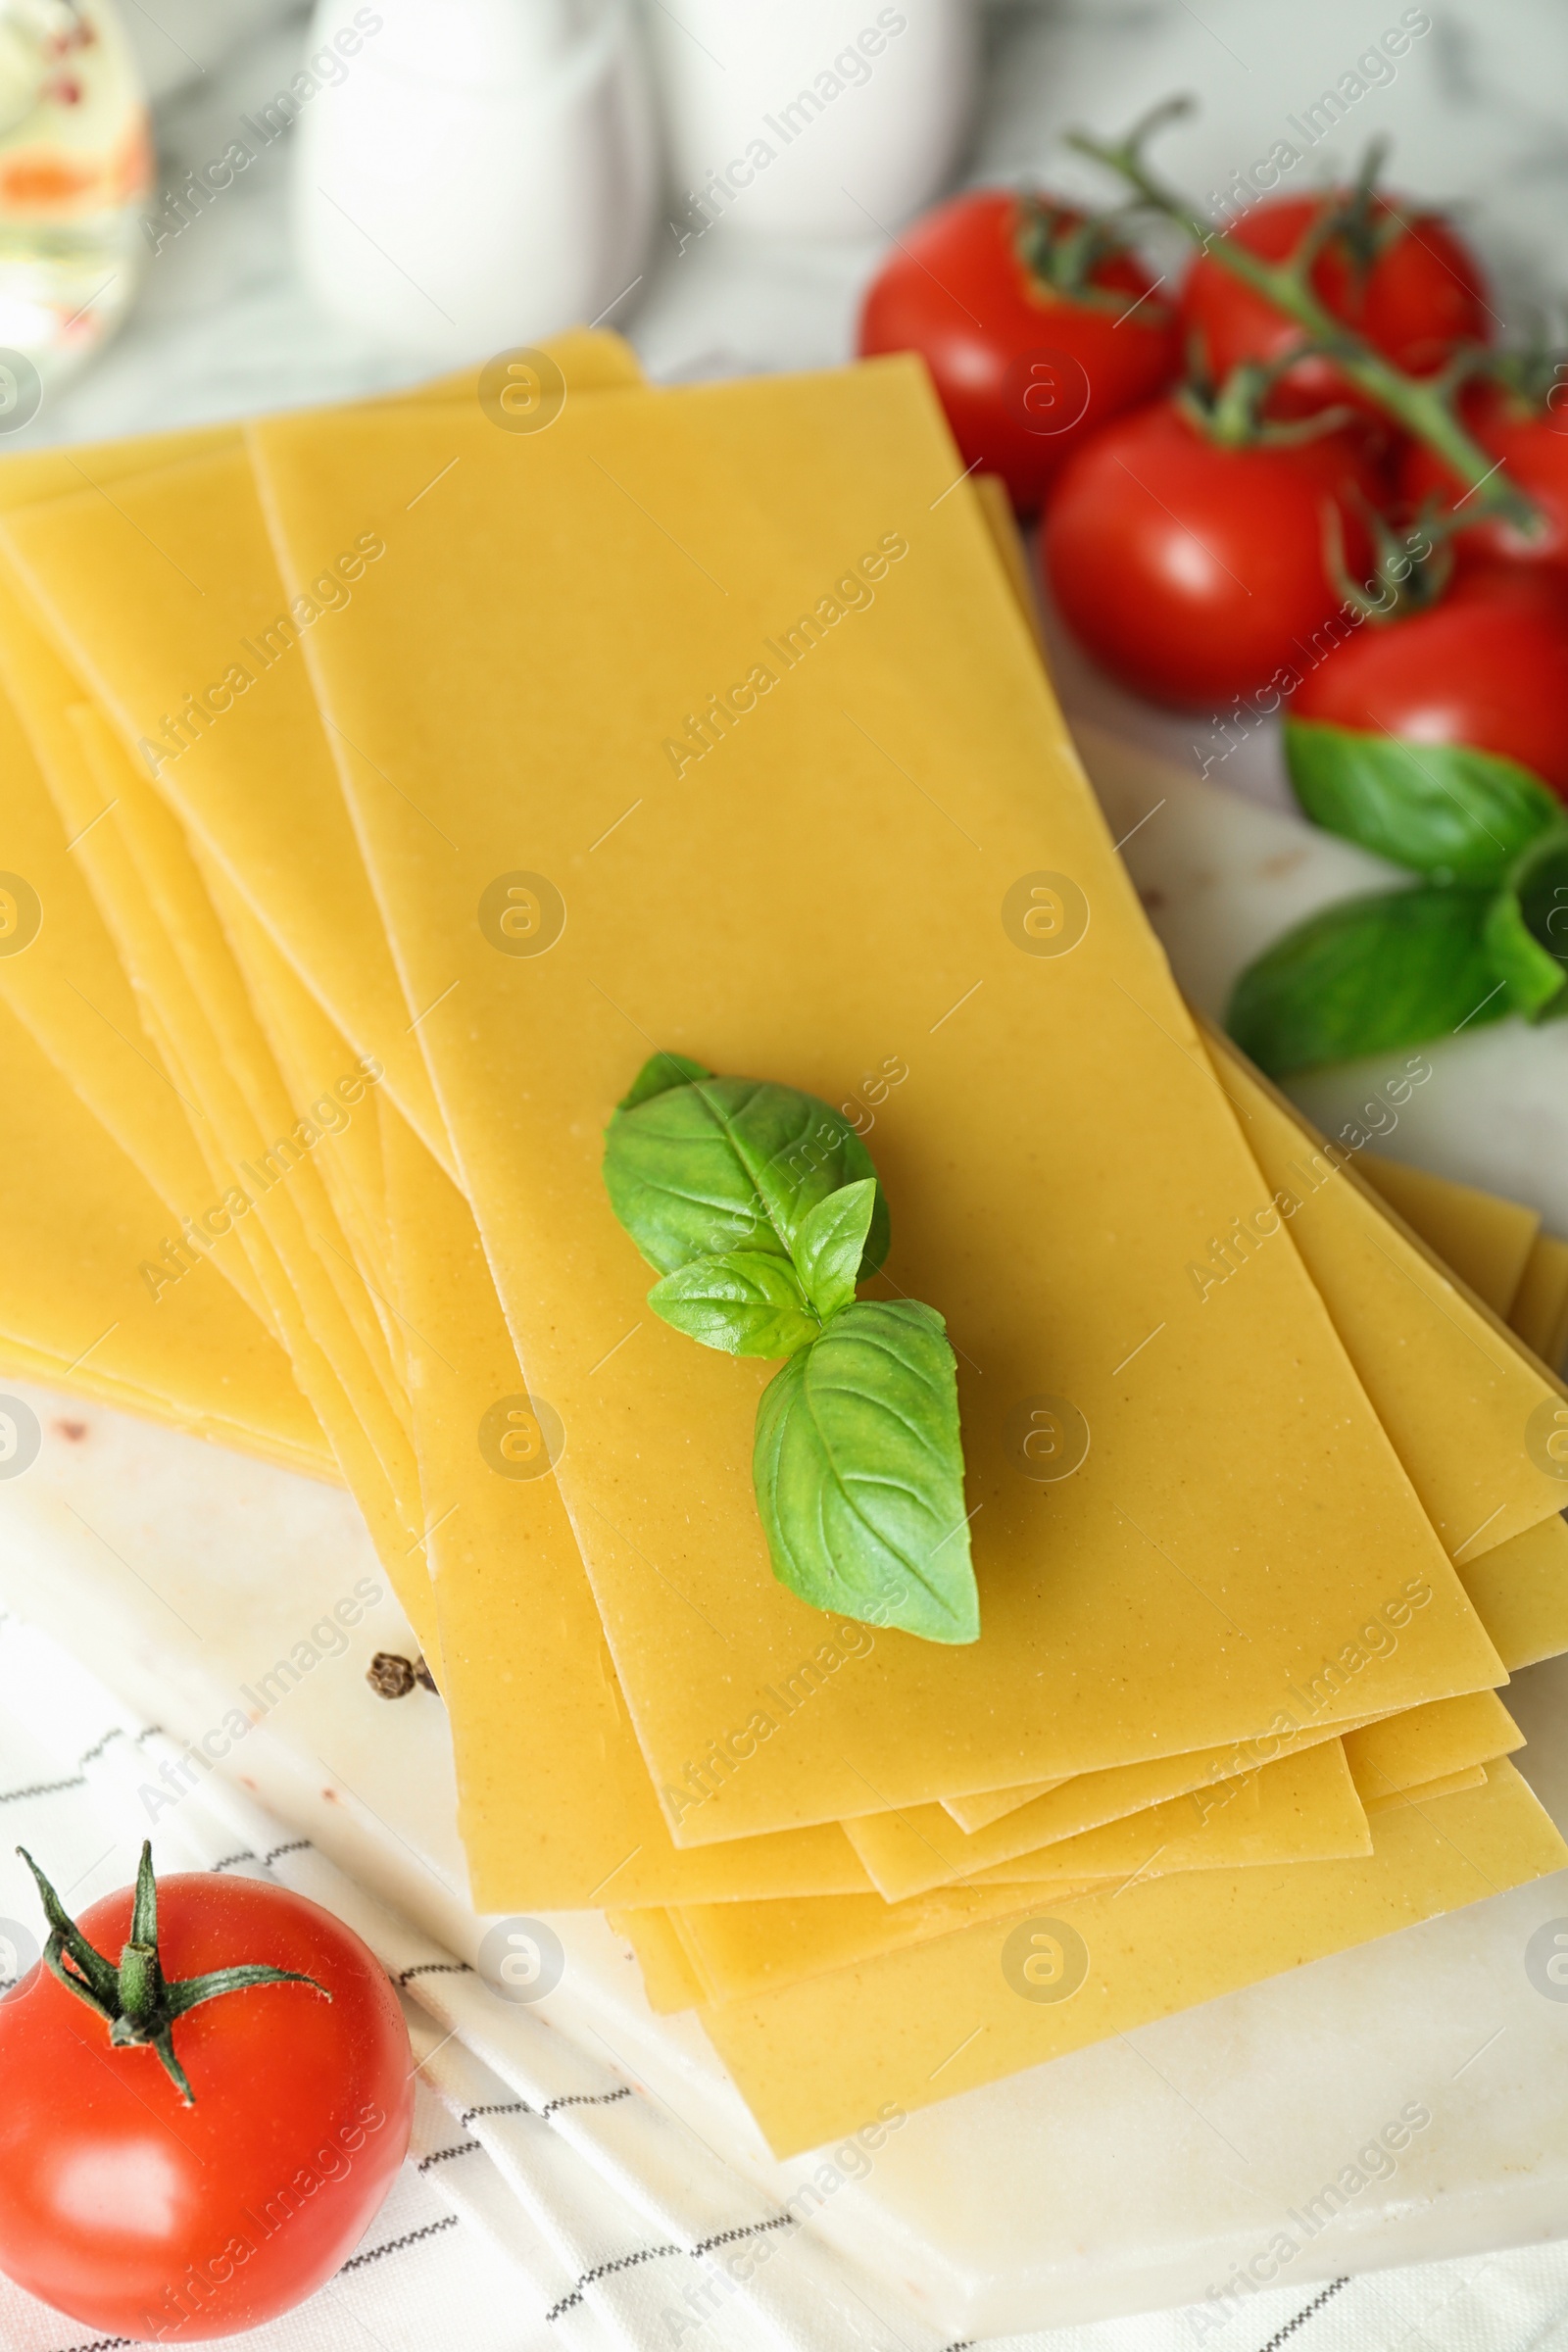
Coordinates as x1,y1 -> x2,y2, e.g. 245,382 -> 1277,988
858,185 -> 1568,800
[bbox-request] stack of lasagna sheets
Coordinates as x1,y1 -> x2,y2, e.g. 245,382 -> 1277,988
4,328 -> 1568,2158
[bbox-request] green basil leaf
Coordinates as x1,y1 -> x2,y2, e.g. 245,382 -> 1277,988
752,1298 -> 978,1644
648,1251 -> 820,1357
1484,829 -> 1568,1023
1226,885 -> 1505,1077
792,1178 -> 876,1321
604,1068 -> 890,1280
1284,720 -> 1562,885
616,1051 -> 713,1112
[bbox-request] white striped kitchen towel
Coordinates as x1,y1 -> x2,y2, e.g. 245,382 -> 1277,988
0,1609 -> 1565,2352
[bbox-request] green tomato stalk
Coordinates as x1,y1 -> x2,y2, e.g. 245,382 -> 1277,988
1068,97 -> 1540,536
1012,194 -> 1172,318
18,1840 -> 328,2104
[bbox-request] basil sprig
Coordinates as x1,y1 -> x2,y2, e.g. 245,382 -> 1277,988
603,1054 -> 978,1645
1226,722 -> 1568,1075
602,1054 -> 891,1280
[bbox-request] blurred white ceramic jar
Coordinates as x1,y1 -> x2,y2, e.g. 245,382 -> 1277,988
645,0 -> 976,246
294,0 -> 658,365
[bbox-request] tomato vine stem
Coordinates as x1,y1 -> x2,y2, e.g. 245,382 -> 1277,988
1067,97 -> 1540,535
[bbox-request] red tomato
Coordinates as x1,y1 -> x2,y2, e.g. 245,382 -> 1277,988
0,1870 -> 411,2340
1041,397 -> 1378,709
1180,192 -> 1492,416
857,189 -> 1179,514
1291,564 -> 1568,795
1399,379 -> 1568,568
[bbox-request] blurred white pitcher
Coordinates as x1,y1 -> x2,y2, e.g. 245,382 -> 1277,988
645,0 -> 977,243
294,0 -> 658,363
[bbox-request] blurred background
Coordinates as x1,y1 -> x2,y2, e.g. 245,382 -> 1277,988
20,0 -> 1568,438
